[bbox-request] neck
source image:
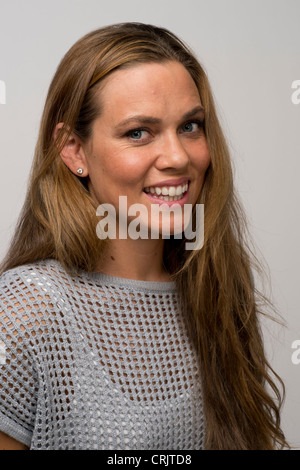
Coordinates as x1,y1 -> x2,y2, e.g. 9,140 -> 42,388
96,237 -> 171,282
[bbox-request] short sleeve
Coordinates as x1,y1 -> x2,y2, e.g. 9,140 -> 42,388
0,273 -> 39,448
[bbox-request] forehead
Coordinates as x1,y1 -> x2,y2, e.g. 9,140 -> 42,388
96,61 -> 201,119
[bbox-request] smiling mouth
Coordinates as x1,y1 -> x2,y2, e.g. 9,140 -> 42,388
143,182 -> 189,202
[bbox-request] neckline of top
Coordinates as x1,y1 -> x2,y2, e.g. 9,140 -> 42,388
83,270 -> 177,293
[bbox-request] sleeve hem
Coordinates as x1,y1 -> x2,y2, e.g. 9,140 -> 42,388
0,411 -> 32,448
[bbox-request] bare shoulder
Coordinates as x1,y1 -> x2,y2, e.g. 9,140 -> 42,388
0,431 -> 28,450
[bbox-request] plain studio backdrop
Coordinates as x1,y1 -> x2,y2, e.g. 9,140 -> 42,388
0,0 -> 299,449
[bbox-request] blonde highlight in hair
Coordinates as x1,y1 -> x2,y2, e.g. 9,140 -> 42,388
1,22 -> 287,449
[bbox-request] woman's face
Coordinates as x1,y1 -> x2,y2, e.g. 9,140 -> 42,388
83,60 -> 210,237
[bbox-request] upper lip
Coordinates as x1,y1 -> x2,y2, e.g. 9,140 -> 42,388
144,177 -> 190,188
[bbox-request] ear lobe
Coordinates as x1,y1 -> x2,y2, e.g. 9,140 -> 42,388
53,122 -> 88,177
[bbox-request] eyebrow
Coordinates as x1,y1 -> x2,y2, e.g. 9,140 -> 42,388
182,105 -> 205,120
115,105 -> 205,130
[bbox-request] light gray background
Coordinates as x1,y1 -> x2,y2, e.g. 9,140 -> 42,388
0,0 -> 299,448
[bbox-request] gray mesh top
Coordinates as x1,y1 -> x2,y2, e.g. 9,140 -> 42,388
0,259 -> 205,450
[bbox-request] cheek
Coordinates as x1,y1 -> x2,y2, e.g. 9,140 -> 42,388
108,147 -> 151,182
190,143 -> 210,202
202,150 -> 211,174
88,146 -> 149,190
192,142 -> 211,174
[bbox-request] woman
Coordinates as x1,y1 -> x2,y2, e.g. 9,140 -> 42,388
0,22 -> 287,450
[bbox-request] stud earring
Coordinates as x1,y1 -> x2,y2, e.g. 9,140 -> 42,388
76,168 -> 83,175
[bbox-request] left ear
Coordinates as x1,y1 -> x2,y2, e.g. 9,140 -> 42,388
53,122 -> 89,177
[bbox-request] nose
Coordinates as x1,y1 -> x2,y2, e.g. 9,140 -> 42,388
155,133 -> 189,171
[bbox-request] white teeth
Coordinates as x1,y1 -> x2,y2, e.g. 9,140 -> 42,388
168,186 -> 176,197
144,182 -> 189,200
149,194 -> 182,201
175,185 -> 183,196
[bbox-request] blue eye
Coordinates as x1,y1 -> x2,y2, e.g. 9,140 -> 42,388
128,129 -> 147,140
182,122 -> 199,133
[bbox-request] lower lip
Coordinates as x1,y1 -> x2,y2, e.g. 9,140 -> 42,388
143,188 -> 190,207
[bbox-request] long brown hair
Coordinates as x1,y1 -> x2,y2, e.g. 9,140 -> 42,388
0,22 -> 287,449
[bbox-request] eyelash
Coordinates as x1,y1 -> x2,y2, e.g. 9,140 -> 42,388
125,120 -> 204,143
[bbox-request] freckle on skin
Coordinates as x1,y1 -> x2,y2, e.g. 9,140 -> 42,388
111,256 -> 115,261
